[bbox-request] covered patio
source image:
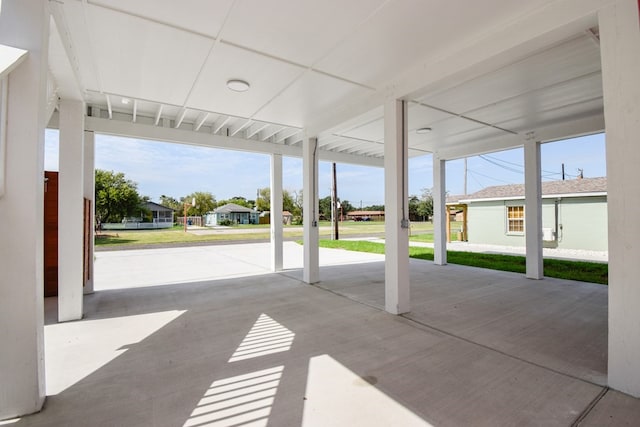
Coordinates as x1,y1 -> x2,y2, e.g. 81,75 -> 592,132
17,242 -> 639,426
2,0 -> 640,423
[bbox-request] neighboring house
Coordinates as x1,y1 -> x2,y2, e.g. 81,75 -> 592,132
448,177 -> 607,251
346,210 -> 385,221
102,201 -> 174,230
282,211 -> 293,225
144,201 -> 175,225
258,210 -> 294,225
206,203 -> 259,225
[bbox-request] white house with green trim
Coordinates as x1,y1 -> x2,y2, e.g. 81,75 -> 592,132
205,203 -> 260,226
450,177 -> 607,251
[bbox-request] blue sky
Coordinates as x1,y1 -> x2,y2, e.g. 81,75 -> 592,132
44,131 -> 606,206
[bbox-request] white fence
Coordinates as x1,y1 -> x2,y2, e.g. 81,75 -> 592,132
102,222 -> 174,230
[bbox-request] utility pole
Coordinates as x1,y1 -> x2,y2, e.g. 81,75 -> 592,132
464,157 -> 468,195
332,162 -> 339,240
562,163 -> 565,180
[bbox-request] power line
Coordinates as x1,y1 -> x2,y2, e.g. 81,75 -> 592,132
467,169 -> 513,184
478,155 -> 523,174
479,154 -> 577,178
467,170 -> 485,189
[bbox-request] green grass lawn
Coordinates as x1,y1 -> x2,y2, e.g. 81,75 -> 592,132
317,239 -> 608,285
409,233 -> 434,242
95,220 -> 439,247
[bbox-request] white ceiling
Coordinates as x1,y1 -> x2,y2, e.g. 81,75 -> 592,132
47,0 -> 605,161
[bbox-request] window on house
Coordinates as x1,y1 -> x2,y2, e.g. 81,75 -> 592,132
507,206 -> 524,233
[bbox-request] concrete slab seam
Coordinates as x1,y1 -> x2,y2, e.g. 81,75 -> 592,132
571,387 -> 609,427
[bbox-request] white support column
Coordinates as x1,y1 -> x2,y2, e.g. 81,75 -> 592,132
384,99 -> 410,315
433,155 -> 447,266
600,0 -> 640,398
270,153 -> 283,272
0,0 -> 49,419
524,140 -> 543,280
58,99 -> 85,321
303,137 -> 319,283
83,130 -> 95,294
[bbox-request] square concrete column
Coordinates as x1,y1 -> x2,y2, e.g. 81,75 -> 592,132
0,0 -> 49,419
270,153 -> 283,271
303,137 -> 319,283
384,99 -> 410,314
58,99 -> 85,321
524,140 -> 543,280
599,0 -> 640,398
433,155 -> 447,266
83,130 -> 95,294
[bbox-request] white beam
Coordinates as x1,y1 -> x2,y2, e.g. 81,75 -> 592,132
433,155 -> 447,266
0,44 -> 27,79
524,140 -> 543,279
303,137 -> 320,284
213,116 -> 231,134
174,108 -> 187,129
83,116 -> 384,168
83,130 -> 95,295
384,99 -> 410,315
270,154 -> 283,272
105,93 -> 112,119
247,122 -> 269,139
229,119 -> 252,137
154,104 -> 163,126
261,125 -> 284,141
600,0 -> 640,398
132,99 -> 137,123
58,99 -> 85,321
275,128 -> 301,144
0,0 -> 49,418
437,114 -> 605,160
193,112 -> 210,132
317,148 -> 383,168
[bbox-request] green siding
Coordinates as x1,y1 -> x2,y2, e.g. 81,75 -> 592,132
556,196 -> 608,251
467,196 -> 607,251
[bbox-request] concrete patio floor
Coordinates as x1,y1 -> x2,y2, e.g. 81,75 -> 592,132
13,243 -> 640,426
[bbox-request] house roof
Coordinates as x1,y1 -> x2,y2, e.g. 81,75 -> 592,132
453,177 -> 607,203
144,201 -> 174,212
213,203 -> 256,214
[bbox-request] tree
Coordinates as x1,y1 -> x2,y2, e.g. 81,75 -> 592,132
339,199 -> 354,214
159,195 -> 181,211
182,192 -> 216,216
292,189 -> 303,219
283,190 -> 296,214
218,196 -> 253,209
417,188 -> 434,221
319,196 -> 332,219
409,195 -> 421,220
256,188 -> 270,212
95,169 -> 144,223
363,204 -> 384,211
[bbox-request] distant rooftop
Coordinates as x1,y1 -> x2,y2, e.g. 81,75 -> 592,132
448,177 -> 607,203
213,203 -> 256,214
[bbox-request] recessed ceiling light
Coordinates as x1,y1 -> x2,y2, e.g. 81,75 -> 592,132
121,97 -> 130,105
416,127 -> 432,134
227,79 -> 250,92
